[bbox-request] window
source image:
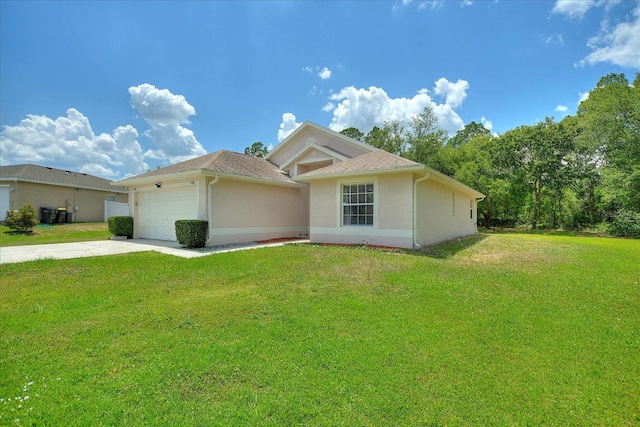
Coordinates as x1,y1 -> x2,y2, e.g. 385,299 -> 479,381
107,195 -> 116,202
470,199 -> 473,219
342,183 -> 374,226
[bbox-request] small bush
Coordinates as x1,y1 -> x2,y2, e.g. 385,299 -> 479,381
175,220 -> 208,248
5,203 -> 38,233
108,216 -> 133,238
607,210 -> 640,238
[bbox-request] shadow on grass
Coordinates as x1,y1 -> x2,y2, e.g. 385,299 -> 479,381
2,230 -> 35,236
412,234 -> 487,259
479,227 -> 605,238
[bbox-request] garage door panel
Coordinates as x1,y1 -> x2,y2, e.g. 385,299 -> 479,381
137,187 -> 197,240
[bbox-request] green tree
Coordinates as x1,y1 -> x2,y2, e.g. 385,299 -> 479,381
494,118 -> 575,229
244,141 -> 268,158
577,72 -> 640,214
449,121 -> 491,148
405,107 -> 448,171
363,123 -> 405,155
340,127 -> 365,142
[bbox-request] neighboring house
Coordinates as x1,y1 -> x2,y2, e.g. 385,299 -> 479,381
0,164 -> 128,222
113,121 -> 484,249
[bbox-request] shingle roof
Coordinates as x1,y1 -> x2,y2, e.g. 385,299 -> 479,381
295,150 -> 424,179
118,150 -> 296,185
0,164 -> 126,192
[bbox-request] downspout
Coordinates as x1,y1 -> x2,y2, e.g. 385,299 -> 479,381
475,196 -> 486,228
413,171 -> 430,250
207,175 -> 220,244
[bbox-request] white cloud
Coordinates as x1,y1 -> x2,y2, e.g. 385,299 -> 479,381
324,79 -> 468,135
318,67 -> 332,80
433,78 -> 469,108
461,0 -> 473,7
322,102 -> 335,112
129,83 -> 195,125
129,84 -> 206,163
552,1 -> 639,69
555,105 -> 569,113
480,116 -> 493,131
0,109 -> 148,179
304,65 -> 333,80
552,0 -> 597,20
277,113 -> 302,142
577,2 -> 640,68
578,91 -> 590,104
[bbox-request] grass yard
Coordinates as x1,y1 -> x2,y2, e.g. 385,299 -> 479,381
0,222 -> 110,247
1,234 -> 638,425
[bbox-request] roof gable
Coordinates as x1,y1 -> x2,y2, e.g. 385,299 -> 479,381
266,121 -> 376,168
0,164 -> 126,193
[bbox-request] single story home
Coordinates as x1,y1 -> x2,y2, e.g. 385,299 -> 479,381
113,121 -> 484,249
0,164 -> 128,222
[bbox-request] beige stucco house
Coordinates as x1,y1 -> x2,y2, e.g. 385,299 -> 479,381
0,164 -> 128,222
113,121 -> 484,249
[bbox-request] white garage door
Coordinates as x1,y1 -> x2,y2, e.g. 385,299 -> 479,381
137,186 -> 198,241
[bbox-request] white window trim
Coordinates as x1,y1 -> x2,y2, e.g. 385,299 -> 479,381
337,177 -> 378,228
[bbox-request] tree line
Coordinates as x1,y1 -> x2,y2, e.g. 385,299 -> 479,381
244,73 -> 638,235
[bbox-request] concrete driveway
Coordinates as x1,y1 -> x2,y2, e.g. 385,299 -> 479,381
0,238 -> 309,264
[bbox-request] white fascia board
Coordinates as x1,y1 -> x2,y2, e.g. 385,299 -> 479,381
112,170 -> 215,187
114,169 -> 302,189
294,165 -> 426,182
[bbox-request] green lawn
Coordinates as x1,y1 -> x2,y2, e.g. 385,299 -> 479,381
0,222 -> 110,247
1,234 -> 638,425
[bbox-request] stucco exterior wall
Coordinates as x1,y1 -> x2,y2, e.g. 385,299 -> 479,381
378,174 -> 414,230
3,181 -> 127,222
415,179 -> 478,247
308,173 -> 414,249
208,178 -> 309,245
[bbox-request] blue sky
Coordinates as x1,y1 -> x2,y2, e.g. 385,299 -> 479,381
1,0 -> 638,179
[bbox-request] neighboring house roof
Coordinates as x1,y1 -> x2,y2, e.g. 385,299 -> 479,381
0,164 -> 126,193
114,150 -> 299,187
294,150 -> 424,179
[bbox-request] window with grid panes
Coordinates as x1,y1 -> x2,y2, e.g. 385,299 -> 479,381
342,183 -> 374,226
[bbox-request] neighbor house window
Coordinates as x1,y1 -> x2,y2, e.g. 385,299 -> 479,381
107,195 -> 116,202
342,183 -> 374,226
